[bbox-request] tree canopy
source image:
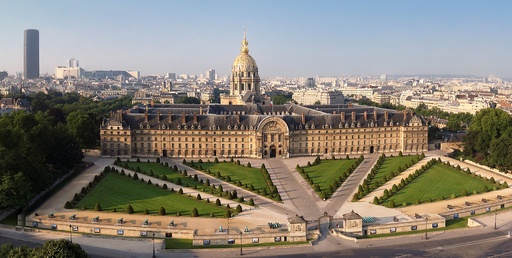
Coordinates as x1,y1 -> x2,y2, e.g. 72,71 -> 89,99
463,108 -> 512,171
0,239 -> 89,258
177,96 -> 200,104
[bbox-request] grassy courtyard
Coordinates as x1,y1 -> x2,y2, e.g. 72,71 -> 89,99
198,162 -> 270,192
301,157 -> 361,198
383,163 -> 497,207
75,172 -> 230,217
371,155 -> 421,184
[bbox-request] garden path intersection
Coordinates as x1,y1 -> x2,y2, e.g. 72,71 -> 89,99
15,151 -> 512,257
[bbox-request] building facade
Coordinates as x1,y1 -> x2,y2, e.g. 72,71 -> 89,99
100,34 -> 428,159
24,29 -> 39,79
292,89 -> 344,105
100,103 -> 428,158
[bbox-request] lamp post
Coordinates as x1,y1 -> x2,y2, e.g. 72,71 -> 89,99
424,217 -> 428,240
69,224 -> 72,243
152,232 -> 156,258
494,209 -> 497,230
239,231 -> 243,256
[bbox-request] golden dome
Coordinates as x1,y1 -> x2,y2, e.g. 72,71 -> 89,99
232,31 -> 258,72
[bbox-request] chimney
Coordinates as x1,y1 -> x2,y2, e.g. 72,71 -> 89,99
193,112 -> 198,124
168,111 -> 172,123
236,114 -> 240,124
332,111 -> 337,114
403,110 -> 407,119
348,103 -> 353,108
341,112 -> 345,122
157,111 -> 160,123
144,106 -> 149,122
384,110 -> 388,120
199,106 -> 203,115
364,111 -> 367,121
150,101 -> 154,107
301,113 -> 306,125
374,110 -> 378,121
351,111 -> 356,122
181,112 -> 186,124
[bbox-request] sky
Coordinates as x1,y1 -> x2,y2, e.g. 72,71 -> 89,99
1,0 -> 512,78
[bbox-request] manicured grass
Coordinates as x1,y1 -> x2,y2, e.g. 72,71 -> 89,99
358,218 -> 468,239
124,162 -> 250,202
302,158 -> 360,198
199,162 -> 269,192
164,238 -> 309,249
75,173 -> 230,217
0,212 -> 19,226
372,155 -> 420,184
384,163 -> 496,207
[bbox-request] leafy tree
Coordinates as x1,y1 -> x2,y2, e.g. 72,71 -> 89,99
33,239 -> 89,258
66,110 -> 97,149
0,172 -> 33,208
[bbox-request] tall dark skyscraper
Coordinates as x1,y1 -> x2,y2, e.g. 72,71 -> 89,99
24,29 -> 39,79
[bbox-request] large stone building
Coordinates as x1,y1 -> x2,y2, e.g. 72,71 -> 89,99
100,34 -> 428,159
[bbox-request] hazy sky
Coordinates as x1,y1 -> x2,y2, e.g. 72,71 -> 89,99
2,0 -> 512,78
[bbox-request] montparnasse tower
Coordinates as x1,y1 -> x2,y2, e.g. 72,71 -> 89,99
230,30 -> 261,100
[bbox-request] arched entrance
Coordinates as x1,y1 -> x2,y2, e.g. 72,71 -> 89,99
370,146 -> 374,154
162,149 -> 168,157
270,146 -> 277,158
257,117 -> 290,159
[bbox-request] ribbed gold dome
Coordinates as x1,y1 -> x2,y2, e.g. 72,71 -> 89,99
232,32 -> 258,72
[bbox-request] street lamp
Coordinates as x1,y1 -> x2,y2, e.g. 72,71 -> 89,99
424,217 -> 428,240
494,209 -> 498,230
152,232 -> 156,258
69,224 -> 72,243
239,231 -> 243,256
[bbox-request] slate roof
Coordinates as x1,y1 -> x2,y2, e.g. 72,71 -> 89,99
102,103 -> 426,131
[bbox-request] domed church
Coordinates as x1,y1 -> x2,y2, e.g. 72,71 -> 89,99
221,31 -> 270,105
100,34 -> 428,159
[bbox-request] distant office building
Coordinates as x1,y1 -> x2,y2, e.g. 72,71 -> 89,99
0,71 -> 7,81
24,29 -> 39,79
206,69 -> 216,81
55,58 -> 84,79
305,78 -> 315,88
292,89 -> 344,105
168,73 -> 176,80
379,74 -> 387,84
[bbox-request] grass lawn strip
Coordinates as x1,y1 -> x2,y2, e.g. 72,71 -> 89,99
165,238 -> 309,249
384,163 -> 497,207
75,172 -> 229,217
122,162 -> 251,203
198,162 -> 269,192
372,155 -> 421,184
299,156 -> 363,199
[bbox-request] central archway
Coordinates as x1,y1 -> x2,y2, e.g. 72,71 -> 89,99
256,117 -> 290,159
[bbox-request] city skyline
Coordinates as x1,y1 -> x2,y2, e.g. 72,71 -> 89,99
1,1 -> 512,78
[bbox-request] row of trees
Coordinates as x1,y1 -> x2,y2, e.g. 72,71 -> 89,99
0,239 -> 88,258
463,108 -> 512,172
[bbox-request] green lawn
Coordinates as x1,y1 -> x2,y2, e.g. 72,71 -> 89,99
125,162 -> 199,188
359,217 -> 468,239
372,155 -> 420,184
384,163 -> 496,207
164,238 -> 309,249
199,162 -> 270,192
75,173 -> 229,217
303,159 -> 359,196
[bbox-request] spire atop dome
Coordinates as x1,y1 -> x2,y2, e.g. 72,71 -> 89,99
241,29 -> 249,54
